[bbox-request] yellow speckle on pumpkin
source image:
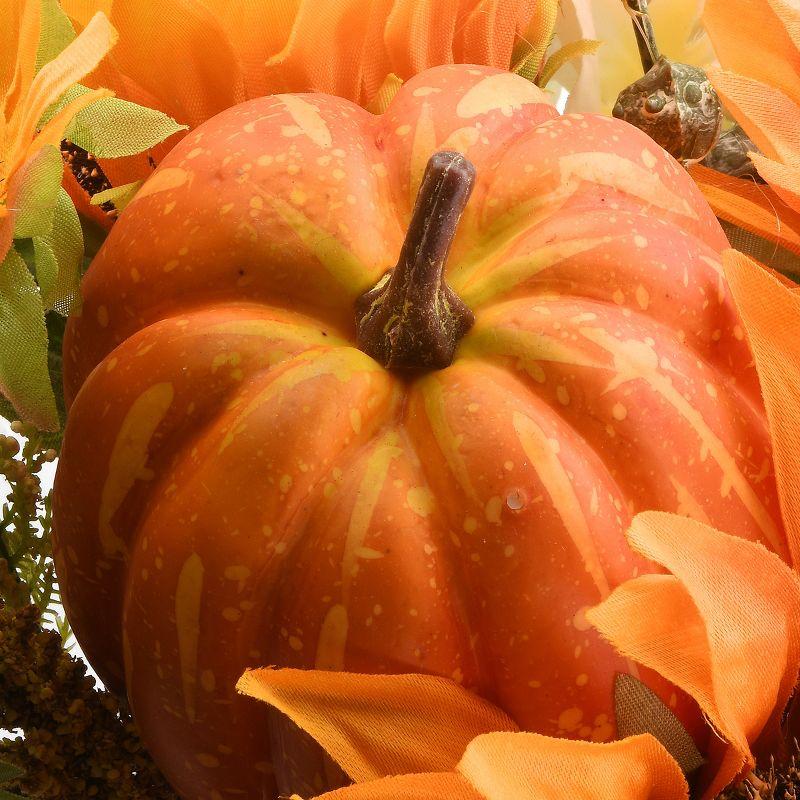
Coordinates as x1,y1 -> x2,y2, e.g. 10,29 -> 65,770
288,636 -> 303,651
407,486 -> 435,517
97,305 -> 109,327
395,124 -> 411,136
641,149 -> 657,169
485,496 -> 502,524
558,707 -> 583,732
463,516 -> 478,533
222,607 -> 242,622
224,565 -> 251,581
195,753 -> 220,768
280,474 -> 292,493
612,403 -> 627,421
349,408 -> 362,434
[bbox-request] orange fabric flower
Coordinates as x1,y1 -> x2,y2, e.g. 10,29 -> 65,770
691,0 -> 800,259
237,250 -> 800,799
0,3 -> 115,262
238,668 -> 688,800
55,0 -> 557,215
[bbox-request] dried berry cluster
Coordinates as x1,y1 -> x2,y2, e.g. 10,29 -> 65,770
0,603 -> 177,799
719,754 -> 799,800
1,423 -> 176,798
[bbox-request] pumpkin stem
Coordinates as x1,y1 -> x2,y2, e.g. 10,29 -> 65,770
355,150 -> 475,371
625,0 -> 660,73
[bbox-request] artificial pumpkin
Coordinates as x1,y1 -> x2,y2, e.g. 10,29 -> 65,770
53,64 -> 784,800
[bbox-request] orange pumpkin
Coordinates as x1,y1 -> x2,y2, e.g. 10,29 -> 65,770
53,65 -> 785,799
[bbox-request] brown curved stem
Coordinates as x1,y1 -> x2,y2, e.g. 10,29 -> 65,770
355,151 -> 475,371
625,0 -> 660,73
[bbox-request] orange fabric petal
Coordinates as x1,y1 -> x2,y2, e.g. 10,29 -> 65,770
587,511 -> 800,798
9,11 -> 117,159
312,772 -> 482,800
704,0 -> 800,107
767,0 -> 800,53
707,70 -> 800,167
724,249 -> 800,565
457,733 -> 688,800
748,153 -> 800,215
690,164 -> 800,256
2,0 -> 38,117
237,668 -> 518,783
266,0 -> 394,104
81,0 -> 243,127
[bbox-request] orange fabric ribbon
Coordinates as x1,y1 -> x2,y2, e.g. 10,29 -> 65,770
238,250 -> 800,799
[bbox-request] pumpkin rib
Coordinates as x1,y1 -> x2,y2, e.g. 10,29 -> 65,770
458,300 -> 782,554
110,347 -> 403,788
465,292 -> 767,420
403,360 -> 663,733
396,419 -> 503,702
55,317 -> 360,689
63,295 -> 357,407
459,209 -> 730,314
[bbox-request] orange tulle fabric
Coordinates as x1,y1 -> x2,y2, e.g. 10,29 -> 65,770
696,0 -> 800,252
50,0 -> 556,219
237,250 -> 800,799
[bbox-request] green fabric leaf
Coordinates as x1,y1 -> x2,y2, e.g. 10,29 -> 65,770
33,188 -> 83,315
0,247 -> 59,431
0,314 -> 66,448
66,93 -> 188,157
41,83 -> 187,157
12,144 -> 63,239
0,761 -> 23,784
90,179 -> 143,211
35,0 -> 76,72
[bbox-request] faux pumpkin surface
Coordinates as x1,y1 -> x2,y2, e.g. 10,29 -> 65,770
53,65 -> 784,799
